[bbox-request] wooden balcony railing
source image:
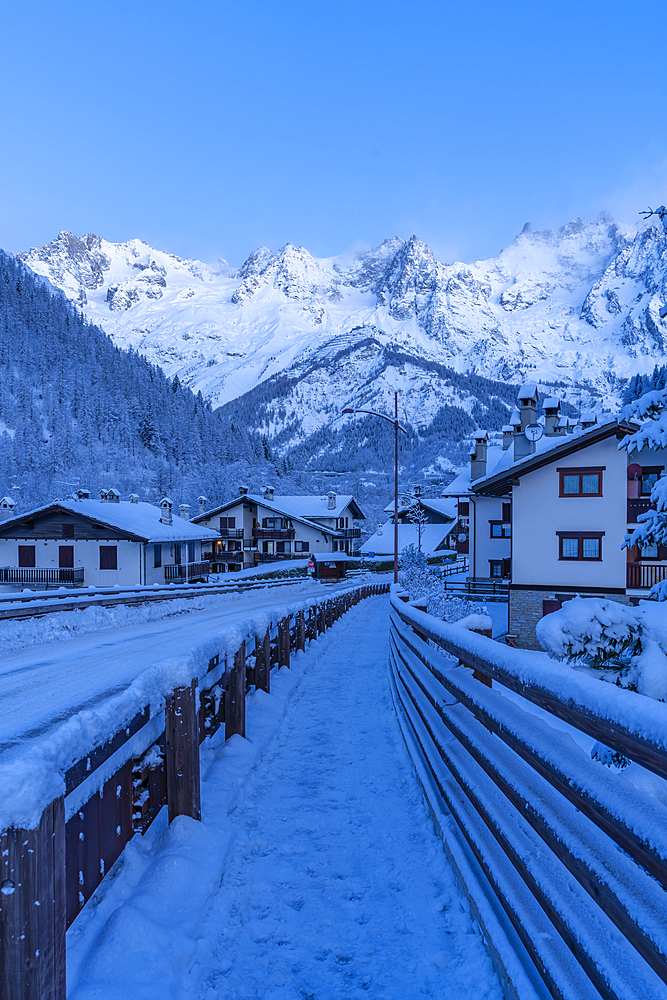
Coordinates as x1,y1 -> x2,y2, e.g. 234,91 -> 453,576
0,567 -> 85,585
341,527 -> 361,539
626,562 -> 667,590
254,552 -> 302,562
218,528 -> 244,539
253,528 -> 295,540
627,497 -> 655,523
164,561 -> 211,581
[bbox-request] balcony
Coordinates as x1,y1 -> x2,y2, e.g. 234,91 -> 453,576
626,562 -> 667,590
341,527 -> 361,539
164,561 -> 211,581
218,528 -> 244,539
253,528 -> 295,540
0,567 -> 85,586
253,552 -> 302,563
627,498 -> 655,523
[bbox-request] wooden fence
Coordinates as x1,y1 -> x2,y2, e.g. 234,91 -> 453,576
0,582 -> 388,1000
389,588 -> 667,1000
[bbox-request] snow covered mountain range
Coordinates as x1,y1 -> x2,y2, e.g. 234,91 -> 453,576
18,215 -> 667,457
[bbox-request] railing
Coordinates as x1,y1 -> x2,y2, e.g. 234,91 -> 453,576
441,558 -> 468,578
341,527 -> 361,539
0,566 -> 85,585
164,561 -> 211,581
254,552 -> 303,562
0,582 -> 389,999
627,497 -> 655,523
253,528 -> 295,539
389,588 -> 667,1000
626,562 -> 667,589
218,528 -> 244,538
443,578 -> 508,598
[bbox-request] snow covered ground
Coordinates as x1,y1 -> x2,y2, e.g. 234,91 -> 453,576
66,596 -> 503,1000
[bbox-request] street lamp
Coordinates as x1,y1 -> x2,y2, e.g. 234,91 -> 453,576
342,391 -> 407,584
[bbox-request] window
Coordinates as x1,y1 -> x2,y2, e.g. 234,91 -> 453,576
154,544 -> 161,568
174,543 -> 182,565
62,523 -> 74,539
219,517 -> 236,530
58,546 -> 73,568
295,541 -> 309,552
276,541 -> 291,554
18,545 -> 35,567
641,468 -> 663,496
263,540 -> 274,554
489,561 -> 503,577
99,545 -> 117,570
187,541 -> 195,563
489,521 -> 511,538
639,541 -> 659,559
458,502 -> 469,516
558,468 -> 603,497
557,533 -> 603,560
502,502 -> 511,523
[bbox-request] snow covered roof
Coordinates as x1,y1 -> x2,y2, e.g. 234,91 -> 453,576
312,552 -> 349,562
360,522 -> 450,557
440,445 -> 505,496
196,492 -> 365,533
518,382 -> 538,399
470,418 -> 636,497
382,497 -> 457,520
543,397 -> 560,409
0,499 -> 221,544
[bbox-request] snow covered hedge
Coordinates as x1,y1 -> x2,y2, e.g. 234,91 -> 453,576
536,597 -> 667,701
399,544 -> 484,623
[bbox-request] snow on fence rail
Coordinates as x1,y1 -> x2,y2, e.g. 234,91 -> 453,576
0,582 -> 389,1000
389,586 -> 667,1000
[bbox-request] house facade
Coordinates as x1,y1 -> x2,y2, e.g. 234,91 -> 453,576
470,407 -> 667,648
193,488 -> 365,571
0,491 -> 220,591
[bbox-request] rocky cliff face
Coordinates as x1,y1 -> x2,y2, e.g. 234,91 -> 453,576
17,215 -> 667,449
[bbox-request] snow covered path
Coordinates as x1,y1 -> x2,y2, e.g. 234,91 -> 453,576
176,596 -> 503,1000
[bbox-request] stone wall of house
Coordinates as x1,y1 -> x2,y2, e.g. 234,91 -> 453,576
508,588 -> 634,650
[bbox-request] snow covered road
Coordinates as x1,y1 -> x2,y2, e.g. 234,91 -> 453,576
67,595 -> 504,999
0,580 -> 350,762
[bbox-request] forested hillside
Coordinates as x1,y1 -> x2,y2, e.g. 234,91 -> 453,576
0,252 -> 270,511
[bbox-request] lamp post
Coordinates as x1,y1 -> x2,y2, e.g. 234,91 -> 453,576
342,391 -> 407,584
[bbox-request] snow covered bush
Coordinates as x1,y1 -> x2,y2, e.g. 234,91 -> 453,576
399,544 -> 483,622
622,388 -> 667,600
536,596 -> 667,700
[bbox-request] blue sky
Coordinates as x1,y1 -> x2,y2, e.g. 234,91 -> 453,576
1,0 -> 666,266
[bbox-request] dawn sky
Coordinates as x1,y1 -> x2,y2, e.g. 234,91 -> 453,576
1,0 -> 666,266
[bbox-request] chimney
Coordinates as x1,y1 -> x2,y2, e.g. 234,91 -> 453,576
129,493 -> 139,504
238,485 -> 249,497
179,504 -> 191,521
77,488 -> 90,501
198,495 -> 208,515
470,430 -> 489,481
543,398 -> 562,437
0,496 -> 15,522
518,383 -> 538,431
160,497 -> 173,525
264,486 -> 274,503
327,490 -> 337,510
107,488 -> 120,503
502,425 -> 514,451
99,489 -> 108,503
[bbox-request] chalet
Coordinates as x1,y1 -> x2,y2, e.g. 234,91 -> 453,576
0,491 -> 220,591
469,399 -> 667,648
193,488 -> 365,571
358,492 -> 457,559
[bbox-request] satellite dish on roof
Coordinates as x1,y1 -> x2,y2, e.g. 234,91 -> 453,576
525,423 -> 544,442
628,463 -> 642,479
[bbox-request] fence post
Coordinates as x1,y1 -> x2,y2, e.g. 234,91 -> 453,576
255,629 -> 270,692
225,642 -> 246,739
278,617 -> 290,668
165,678 -> 201,822
297,610 -> 306,651
468,627 -> 493,687
318,602 -> 326,634
0,797 -> 66,1000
